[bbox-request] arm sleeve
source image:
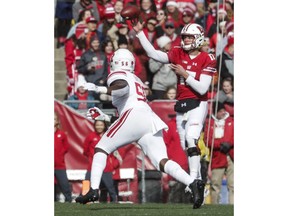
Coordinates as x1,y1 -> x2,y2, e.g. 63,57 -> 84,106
136,31 -> 169,63
185,74 -> 212,95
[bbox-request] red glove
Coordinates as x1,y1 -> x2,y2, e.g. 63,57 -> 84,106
86,107 -> 110,121
87,107 -> 101,120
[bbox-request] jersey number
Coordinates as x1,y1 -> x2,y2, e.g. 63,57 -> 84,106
135,82 -> 146,101
208,54 -> 215,61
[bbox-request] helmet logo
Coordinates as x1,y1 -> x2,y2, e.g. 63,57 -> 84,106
196,25 -> 204,34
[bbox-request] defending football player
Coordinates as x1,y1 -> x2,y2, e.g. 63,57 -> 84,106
132,21 -> 217,206
75,48 -> 204,209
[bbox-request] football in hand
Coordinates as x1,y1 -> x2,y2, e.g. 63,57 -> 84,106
120,5 -> 140,20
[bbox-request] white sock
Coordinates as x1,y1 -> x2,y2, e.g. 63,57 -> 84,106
90,152 -> 107,189
164,160 -> 193,186
197,162 -> 202,179
188,155 -> 200,181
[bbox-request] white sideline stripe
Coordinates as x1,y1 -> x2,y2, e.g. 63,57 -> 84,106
118,191 -> 133,196
66,169 -> 87,180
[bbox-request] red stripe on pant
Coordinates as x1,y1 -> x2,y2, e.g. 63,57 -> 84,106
107,109 -> 132,138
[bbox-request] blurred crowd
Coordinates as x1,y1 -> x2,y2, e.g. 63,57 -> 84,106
54,0 -> 234,204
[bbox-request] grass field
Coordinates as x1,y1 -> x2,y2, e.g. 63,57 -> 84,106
55,202 -> 234,216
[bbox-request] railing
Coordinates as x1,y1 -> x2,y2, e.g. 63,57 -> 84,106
62,100 -> 117,116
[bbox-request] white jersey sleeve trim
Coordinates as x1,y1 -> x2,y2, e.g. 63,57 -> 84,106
136,31 -> 169,63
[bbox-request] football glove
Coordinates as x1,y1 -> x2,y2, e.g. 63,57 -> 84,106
83,82 -> 108,94
87,107 -> 110,122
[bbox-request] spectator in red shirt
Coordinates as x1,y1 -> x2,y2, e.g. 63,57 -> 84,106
64,24 -> 87,97
155,9 -> 167,36
165,0 -> 182,30
204,102 -> 234,204
107,22 -> 131,51
97,4 -> 117,37
54,112 -> 72,202
72,0 -> 100,22
156,20 -> 181,49
101,39 -> 115,74
66,8 -> 92,40
176,6 -> 196,35
163,86 -> 177,100
155,0 -> 167,10
83,118 -> 119,202
94,0 -> 114,21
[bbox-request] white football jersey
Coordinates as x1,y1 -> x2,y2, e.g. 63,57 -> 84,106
107,71 -> 150,115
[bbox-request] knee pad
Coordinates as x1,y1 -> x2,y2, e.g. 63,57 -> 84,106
187,147 -> 200,157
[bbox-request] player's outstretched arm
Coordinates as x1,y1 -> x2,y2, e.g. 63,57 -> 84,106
132,20 -> 169,63
83,80 -> 128,95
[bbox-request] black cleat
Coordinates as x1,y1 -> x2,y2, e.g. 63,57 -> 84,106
189,179 -> 205,209
75,188 -> 99,204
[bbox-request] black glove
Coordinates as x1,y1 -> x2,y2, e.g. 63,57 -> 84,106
220,142 -> 231,154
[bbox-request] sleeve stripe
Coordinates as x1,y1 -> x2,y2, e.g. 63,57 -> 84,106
203,67 -> 217,73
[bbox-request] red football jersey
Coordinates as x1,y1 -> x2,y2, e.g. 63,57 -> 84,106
168,47 -> 217,100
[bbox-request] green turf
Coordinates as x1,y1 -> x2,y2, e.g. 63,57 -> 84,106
55,202 -> 233,216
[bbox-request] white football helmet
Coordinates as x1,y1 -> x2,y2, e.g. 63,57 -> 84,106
181,23 -> 205,51
110,48 -> 135,73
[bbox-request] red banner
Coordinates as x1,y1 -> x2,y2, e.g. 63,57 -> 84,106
148,100 -> 176,124
54,99 -> 94,169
